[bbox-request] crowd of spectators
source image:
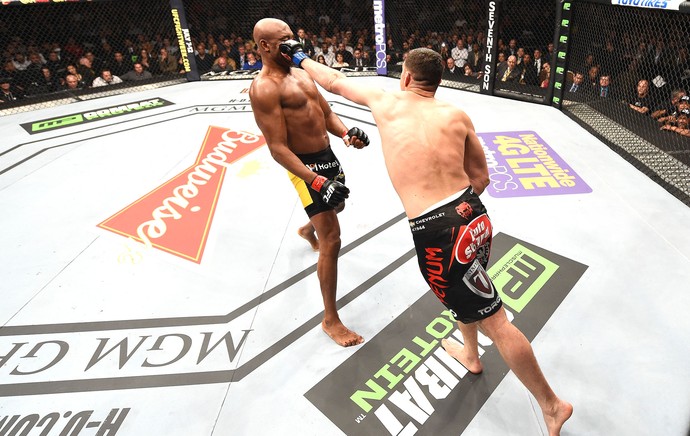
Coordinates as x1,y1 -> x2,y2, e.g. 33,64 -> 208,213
562,25 -> 690,138
0,0 -> 555,104
0,35 -> 186,103
0,0 -> 688,139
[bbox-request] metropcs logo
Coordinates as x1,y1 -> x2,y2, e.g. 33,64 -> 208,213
99,126 -> 266,263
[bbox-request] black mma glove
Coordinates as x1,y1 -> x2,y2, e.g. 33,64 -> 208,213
279,39 -> 309,67
343,127 -> 370,149
310,175 -> 349,206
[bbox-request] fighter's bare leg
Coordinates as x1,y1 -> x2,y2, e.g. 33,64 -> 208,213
478,308 -> 572,435
442,321 -> 483,374
298,203 -> 344,252
310,209 -> 363,347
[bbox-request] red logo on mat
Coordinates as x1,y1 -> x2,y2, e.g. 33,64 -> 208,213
98,126 -> 266,263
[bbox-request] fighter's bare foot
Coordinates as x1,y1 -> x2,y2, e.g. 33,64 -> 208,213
322,320 -> 364,347
441,338 -> 483,374
543,399 -> 573,436
298,226 -> 319,251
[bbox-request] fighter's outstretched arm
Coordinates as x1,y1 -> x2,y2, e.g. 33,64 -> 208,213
302,59 -> 380,107
316,90 -> 370,149
281,40 -> 384,108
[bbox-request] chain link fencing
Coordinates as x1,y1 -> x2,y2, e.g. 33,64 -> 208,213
559,1 -> 690,205
1,0 -> 689,204
0,0 -> 185,116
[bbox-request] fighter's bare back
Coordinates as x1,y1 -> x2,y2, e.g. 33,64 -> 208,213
367,91 -> 483,218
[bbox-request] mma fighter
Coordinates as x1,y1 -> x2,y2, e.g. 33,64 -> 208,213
281,39 -> 574,435
249,18 -> 370,347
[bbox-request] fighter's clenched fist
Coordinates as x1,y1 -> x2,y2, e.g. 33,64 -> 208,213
310,175 -> 349,207
279,39 -> 308,66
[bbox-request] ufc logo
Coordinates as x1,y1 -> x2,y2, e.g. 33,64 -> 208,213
323,184 -> 336,202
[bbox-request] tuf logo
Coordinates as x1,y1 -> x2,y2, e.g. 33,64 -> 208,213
98,126 -> 266,263
455,201 -> 473,219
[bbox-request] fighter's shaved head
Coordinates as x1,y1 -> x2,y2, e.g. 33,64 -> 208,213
253,18 -> 289,44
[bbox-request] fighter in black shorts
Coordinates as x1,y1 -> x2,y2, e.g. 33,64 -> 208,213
409,187 -> 502,323
289,145 -> 346,217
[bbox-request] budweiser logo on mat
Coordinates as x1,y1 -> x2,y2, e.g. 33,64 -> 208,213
99,126 -> 266,263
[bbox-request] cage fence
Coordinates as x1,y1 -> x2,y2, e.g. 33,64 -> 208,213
1,0 -> 689,205
561,0 -> 690,205
1,0 -> 185,115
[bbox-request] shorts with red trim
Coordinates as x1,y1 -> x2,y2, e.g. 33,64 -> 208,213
409,188 -> 502,323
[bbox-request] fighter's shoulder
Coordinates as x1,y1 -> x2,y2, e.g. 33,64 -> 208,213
249,74 -> 281,101
433,98 -> 465,113
434,100 -> 472,125
250,73 -> 279,91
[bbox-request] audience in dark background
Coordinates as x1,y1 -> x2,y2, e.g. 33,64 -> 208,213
0,0 -> 688,141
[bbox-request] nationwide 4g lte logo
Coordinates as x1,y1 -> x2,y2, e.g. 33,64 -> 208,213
479,131 -> 592,198
306,233 -> 587,435
20,98 -> 174,134
99,126 -> 266,263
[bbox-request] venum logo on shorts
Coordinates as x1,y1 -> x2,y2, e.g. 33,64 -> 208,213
454,201 -> 473,219
453,214 -> 492,264
98,126 -> 266,263
424,247 -> 450,304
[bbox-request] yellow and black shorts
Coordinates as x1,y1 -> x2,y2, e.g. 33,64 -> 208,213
289,145 -> 346,218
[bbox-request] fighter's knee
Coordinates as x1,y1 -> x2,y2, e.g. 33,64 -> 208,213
476,309 -> 508,338
319,233 -> 341,251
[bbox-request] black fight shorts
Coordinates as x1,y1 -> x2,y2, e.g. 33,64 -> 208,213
289,146 -> 346,218
409,188 -> 502,323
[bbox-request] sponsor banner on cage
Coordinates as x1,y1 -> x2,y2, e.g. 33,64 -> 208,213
373,0 -> 387,75
481,0 -> 499,94
20,98 -> 174,134
170,0 -> 199,80
305,233 -> 587,435
98,126 -> 266,263
611,0 -> 684,10
478,130 -> 591,197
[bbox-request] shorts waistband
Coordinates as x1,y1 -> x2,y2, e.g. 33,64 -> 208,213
295,145 -> 332,160
408,187 -> 477,233
416,187 -> 471,217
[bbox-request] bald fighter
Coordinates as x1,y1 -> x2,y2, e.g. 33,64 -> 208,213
249,18 -> 369,347
282,43 -> 573,434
